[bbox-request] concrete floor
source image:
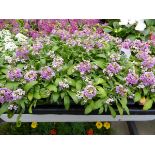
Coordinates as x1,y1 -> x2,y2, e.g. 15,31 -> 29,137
111,121 -> 155,135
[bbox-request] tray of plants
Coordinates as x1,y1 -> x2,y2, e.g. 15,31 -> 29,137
1,19 -> 155,123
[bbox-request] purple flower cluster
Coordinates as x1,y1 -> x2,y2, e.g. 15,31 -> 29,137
141,56 -> 155,69
83,85 -> 97,99
0,88 -> 13,104
75,60 -> 91,74
24,70 -> 37,82
106,62 -> 122,75
16,48 -> 29,60
140,72 -> 155,86
126,72 -> 139,85
116,85 -> 127,96
33,42 -> 43,52
40,66 -> 55,80
7,68 -> 22,81
136,51 -> 149,60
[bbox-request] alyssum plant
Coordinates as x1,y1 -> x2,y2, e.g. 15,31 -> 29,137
0,21 -> 155,123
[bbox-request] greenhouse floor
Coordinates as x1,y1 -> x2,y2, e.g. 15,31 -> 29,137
112,121 -> 155,135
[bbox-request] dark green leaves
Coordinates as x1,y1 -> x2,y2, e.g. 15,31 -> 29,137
64,96 -> 70,110
143,99 -> 153,111
24,81 -> 38,92
134,92 -> 141,102
47,84 -> 57,92
0,103 -> 9,115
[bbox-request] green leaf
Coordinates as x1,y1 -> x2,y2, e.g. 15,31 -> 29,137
76,80 -> 82,90
120,96 -> 127,107
109,106 -> 116,118
94,60 -> 105,69
98,107 -> 104,114
134,92 -> 141,102
0,103 -> 9,115
96,86 -> 107,98
67,91 -> 79,104
24,81 -> 38,92
40,88 -> 50,98
28,91 -> 33,101
143,88 -> 149,96
85,105 -> 92,114
67,66 -> 74,75
5,82 -> 19,90
95,78 -> 106,85
52,93 -> 59,102
143,99 -> 153,110
55,78 -> 62,86
116,102 -> 123,115
64,96 -> 70,110
47,84 -> 57,92
94,99 -> 103,110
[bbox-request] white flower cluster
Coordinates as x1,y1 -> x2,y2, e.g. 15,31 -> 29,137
15,33 -> 28,43
0,29 -> 17,51
8,104 -> 18,111
59,79 -> 69,90
105,98 -> 114,104
12,89 -> 25,100
119,19 -> 146,31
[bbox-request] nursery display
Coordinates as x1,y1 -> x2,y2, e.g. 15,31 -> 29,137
0,19 -> 155,124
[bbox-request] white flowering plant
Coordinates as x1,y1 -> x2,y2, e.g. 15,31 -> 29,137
0,20 -> 155,124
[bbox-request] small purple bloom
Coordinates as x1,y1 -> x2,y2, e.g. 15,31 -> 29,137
126,72 -> 139,85
116,85 -> 127,96
83,85 -> 97,99
136,51 -> 149,60
140,72 -> 155,86
106,62 -> 122,75
16,48 -> 29,60
8,68 -> 22,81
141,56 -> 155,69
40,66 -> 55,80
24,70 -> 37,82
0,88 -> 13,104
76,60 -> 91,74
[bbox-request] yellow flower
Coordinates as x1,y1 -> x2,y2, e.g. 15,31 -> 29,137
96,122 -> 103,129
103,122 -> 110,129
31,122 -> 38,128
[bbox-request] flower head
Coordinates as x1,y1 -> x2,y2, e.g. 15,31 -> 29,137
40,66 -> 55,80
24,70 -> 37,82
12,89 -> 25,100
31,122 -> 38,129
0,88 -> 13,104
140,72 -> 155,86
52,56 -> 64,70
96,122 -> 103,129
141,56 -> 155,69
126,72 -> 139,85
75,60 -> 91,74
83,85 -> 97,99
86,128 -> 94,135
106,62 -> 122,76
7,68 -> 22,81
103,122 -> 111,129
16,48 -> 29,60
50,129 -> 57,135
116,85 -> 127,96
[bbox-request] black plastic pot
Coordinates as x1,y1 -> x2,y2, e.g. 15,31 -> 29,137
28,100 -> 155,115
